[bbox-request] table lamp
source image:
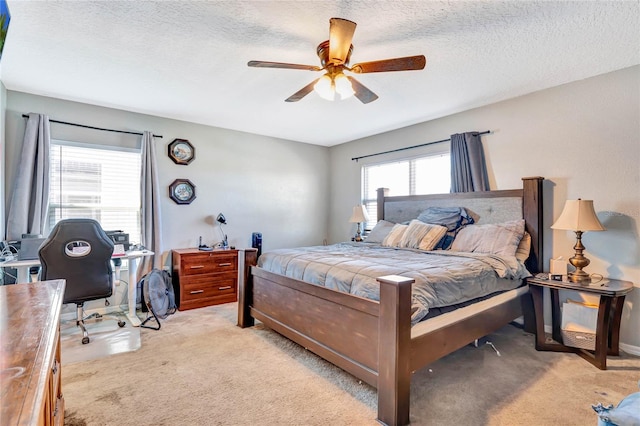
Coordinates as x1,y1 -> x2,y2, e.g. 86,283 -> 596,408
349,205 -> 369,242
216,213 -> 229,249
551,199 -> 605,282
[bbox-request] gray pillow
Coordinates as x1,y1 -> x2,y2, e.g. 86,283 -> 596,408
449,219 -> 525,258
365,220 -> 395,243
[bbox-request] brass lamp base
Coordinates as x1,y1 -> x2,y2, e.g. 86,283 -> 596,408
568,230 -> 592,283
353,221 -> 363,242
567,269 -> 591,283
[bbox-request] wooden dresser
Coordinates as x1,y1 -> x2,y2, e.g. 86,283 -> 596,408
172,248 -> 239,310
1,280 -> 66,426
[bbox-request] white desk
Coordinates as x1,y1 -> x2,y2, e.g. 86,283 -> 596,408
0,250 -> 153,327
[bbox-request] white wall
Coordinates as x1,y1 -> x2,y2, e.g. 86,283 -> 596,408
329,66 -> 640,349
4,92 -> 330,254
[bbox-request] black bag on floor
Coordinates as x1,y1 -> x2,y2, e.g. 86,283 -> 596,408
136,269 -> 176,330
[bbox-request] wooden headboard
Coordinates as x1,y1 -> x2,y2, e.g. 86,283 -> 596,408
377,176 -> 544,273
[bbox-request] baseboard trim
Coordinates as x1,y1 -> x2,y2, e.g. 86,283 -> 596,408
620,343 -> 640,356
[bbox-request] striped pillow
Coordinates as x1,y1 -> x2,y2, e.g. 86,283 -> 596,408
399,220 -> 448,251
382,224 -> 408,248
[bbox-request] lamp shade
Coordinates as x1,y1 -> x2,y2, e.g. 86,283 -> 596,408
313,72 -> 354,101
313,74 -> 335,101
349,205 -> 369,223
551,199 -> 605,231
334,73 -> 354,100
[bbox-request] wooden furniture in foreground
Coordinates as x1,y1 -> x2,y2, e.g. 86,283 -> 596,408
172,248 -> 239,310
1,280 -> 66,425
527,275 -> 634,370
238,177 -> 544,426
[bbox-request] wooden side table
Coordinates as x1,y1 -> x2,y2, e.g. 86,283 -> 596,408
527,274 -> 634,370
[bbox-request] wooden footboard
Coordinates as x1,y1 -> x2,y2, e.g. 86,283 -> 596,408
250,266 -> 381,384
238,262 -> 529,425
239,258 -> 416,424
238,177 -> 543,425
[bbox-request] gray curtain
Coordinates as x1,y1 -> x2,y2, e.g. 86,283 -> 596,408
6,113 -> 51,240
138,131 -> 163,279
450,132 -> 489,193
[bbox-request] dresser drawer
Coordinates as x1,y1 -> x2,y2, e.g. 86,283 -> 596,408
180,253 -> 238,276
181,273 -> 237,301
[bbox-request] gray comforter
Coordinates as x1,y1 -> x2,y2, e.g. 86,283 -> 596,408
258,242 -> 531,324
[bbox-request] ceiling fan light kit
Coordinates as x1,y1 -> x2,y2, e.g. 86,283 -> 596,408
248,17 -> 426,104
314,72 -> 354,101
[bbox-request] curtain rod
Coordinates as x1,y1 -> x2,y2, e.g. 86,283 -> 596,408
351,130 -> 491,162
21,114 -> 163,138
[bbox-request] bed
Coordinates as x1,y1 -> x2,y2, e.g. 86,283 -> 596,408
237,176 -> 544,425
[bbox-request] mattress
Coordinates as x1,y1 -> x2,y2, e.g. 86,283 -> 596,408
258,242 -> 531,324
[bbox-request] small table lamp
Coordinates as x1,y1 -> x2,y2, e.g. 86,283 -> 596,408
349,205 -> 369,242
216,213 -> 229,249
551,199 -> 605,282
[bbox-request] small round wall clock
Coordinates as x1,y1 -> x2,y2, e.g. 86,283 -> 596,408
169,179 -> 196,204
168,139 -> 195,165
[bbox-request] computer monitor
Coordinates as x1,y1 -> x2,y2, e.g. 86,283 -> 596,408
18,237 -> 47,261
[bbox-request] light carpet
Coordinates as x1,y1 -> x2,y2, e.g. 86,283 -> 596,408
62,303 -> 640,425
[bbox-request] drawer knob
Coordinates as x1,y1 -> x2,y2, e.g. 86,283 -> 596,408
218,263 -> 232,267
218,286 -> 232,290
190,265 -> 205,269
190,290 -> 205,294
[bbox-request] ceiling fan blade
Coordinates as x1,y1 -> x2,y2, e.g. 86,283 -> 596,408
329,18 -> 356,64
285,79 -> 320,102
347,77 -> 378,104
248,60 -> 322,71
350,55 -> 426,73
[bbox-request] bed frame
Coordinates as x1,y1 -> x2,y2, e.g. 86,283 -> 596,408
238,177 -> 544,425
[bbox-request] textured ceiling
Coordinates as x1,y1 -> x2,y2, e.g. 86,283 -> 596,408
1,1 -> 638,146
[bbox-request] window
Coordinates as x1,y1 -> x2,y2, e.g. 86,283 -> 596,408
361,153 -> 450,228
49,140 -> 142,243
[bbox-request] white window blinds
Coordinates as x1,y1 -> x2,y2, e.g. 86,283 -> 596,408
361,153 -> 451,228
49,140 -> 142,243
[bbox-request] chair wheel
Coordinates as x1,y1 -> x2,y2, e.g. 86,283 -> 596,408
82,337 -> 90,344
118,321 -> 126,328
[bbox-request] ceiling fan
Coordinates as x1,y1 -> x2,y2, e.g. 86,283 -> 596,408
247,18 -> 426,104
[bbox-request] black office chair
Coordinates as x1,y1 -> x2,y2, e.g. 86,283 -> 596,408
39,218 -> 125,344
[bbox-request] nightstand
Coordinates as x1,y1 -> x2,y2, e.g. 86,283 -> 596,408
527,274 -> 634,370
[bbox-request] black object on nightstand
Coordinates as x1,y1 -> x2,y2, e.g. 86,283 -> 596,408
251,232 -> 262,258
526,274 -> 634,370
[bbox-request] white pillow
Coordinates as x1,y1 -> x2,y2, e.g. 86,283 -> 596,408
365,220 -> 395,243
449,219 -> 525,258
382,224 -> 408,248
399,220 -> 448,251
